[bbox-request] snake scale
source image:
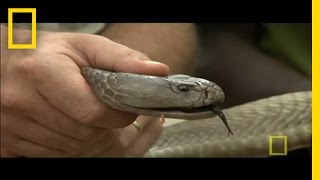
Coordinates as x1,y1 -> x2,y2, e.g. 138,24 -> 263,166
82,67 -> 311,157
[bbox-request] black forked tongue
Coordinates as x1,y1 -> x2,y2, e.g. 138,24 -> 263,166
212,105 -> 234,136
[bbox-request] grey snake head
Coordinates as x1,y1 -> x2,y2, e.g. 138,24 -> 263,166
81,67 -> 233,135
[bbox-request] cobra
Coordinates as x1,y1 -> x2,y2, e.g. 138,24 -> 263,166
81,67 -> 311,157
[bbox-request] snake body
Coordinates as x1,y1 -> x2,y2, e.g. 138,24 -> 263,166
82,67 -> 311,157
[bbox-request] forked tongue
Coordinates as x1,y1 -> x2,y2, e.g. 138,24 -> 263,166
212,105 -> 233,136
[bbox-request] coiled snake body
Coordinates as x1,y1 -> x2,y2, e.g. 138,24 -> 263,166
82,67 -> 311,157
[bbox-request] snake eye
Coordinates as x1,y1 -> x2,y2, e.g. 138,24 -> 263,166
178,84 -> 190,92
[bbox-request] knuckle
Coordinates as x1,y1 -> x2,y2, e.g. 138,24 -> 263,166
1,88 -> 21,109
15,57 -> 41,76
120,49 -> 149,61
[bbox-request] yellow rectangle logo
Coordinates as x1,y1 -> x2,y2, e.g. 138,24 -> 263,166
8,8 -> 37,49
269,135 -> 288,156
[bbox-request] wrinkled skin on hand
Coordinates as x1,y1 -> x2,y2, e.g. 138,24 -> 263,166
1,26 -> 169,157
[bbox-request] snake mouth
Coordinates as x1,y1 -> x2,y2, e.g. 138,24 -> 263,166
149,104 -> 217,113
142,104 -> 233,136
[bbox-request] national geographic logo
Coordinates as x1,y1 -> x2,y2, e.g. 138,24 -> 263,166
8,8 -> 37,49
269,136 -> 288,156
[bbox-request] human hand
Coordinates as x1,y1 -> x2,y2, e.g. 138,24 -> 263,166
1,25 -> 169,157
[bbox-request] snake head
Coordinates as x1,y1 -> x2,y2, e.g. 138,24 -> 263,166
81,68 -> 227,121
167,75 -> 225,107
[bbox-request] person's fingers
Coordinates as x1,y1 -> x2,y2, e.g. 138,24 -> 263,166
72,130 -> 115,157
75,116 -> 161,157
72,116 -> 163,157
24,93 -> 106,141
70,34 -> 170,76
110,115 -> 161,148
125,116 -> 163,157
95,116 -> 163,157
1,111 -> 84,152
109,116 -> 160,150
1,81 -> 107,141
1,132 -> 66,157
129,115 -> 156,134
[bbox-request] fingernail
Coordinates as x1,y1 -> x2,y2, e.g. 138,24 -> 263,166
145,61 -> 165,65
143,60 -> 170,75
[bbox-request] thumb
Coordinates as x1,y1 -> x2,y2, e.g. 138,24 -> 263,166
72,34 -> 170,76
